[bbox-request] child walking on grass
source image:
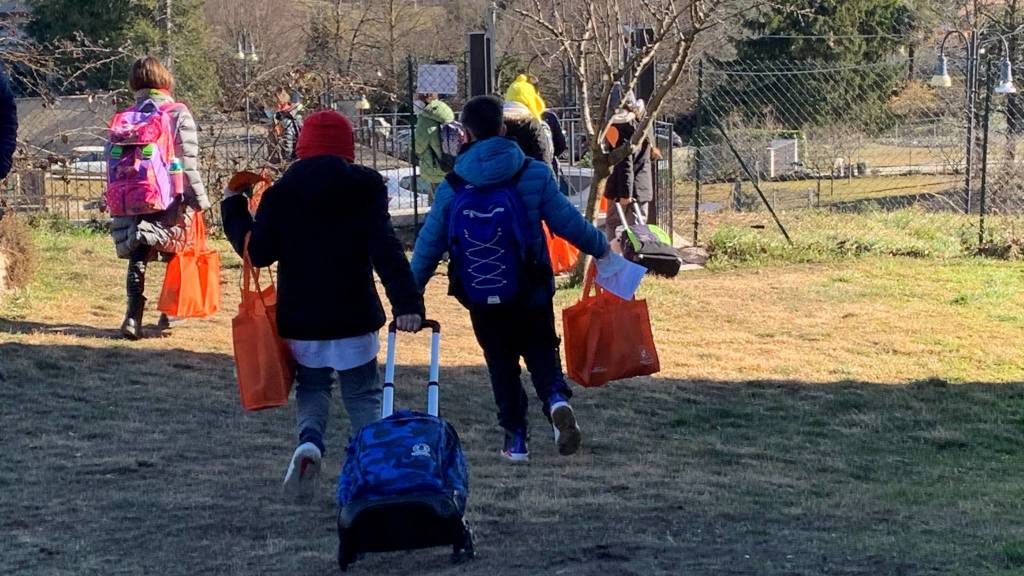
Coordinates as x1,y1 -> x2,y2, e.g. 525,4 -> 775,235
411,96 -> 622,463
222,110 -> 424,502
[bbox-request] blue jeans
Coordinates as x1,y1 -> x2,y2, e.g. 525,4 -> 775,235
295,359 -> 381,455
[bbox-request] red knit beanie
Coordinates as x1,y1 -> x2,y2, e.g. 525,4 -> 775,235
296,110 -> 355,162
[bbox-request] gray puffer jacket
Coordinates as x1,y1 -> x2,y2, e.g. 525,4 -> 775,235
110,90 -> 210,259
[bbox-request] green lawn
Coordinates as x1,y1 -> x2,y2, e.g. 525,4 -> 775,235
2,227 -> 1024,575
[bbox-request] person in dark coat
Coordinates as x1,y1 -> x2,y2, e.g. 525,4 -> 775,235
604,98 -> 655,242
502,101 -> 553,167
221,109 -> 425,503
109,57 -> 211,339
0,66 -> 16,182
542,109 -> 567,176
270,87 -> 304,164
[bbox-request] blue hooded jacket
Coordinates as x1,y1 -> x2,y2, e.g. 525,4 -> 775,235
411,136 -> 609,304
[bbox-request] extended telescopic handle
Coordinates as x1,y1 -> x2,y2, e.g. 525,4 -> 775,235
382,319 -> 441,419
387,319 -> 441,334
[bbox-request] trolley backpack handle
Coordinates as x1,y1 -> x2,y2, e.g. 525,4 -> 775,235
382,319 -> 442,418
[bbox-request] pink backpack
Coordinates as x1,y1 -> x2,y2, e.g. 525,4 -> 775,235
105,99 -> 184,216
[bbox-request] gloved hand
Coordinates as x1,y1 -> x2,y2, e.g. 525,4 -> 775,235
594,251 -> 646,301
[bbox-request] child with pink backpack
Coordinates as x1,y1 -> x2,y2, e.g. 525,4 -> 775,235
108,56 -> 211,339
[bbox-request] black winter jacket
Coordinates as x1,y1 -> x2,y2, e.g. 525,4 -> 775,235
605,120 -> 654,203
503,110 -> 553,167
222,156 -> 424,341
0,68 -> 17,180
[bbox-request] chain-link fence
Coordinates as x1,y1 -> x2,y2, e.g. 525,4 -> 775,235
0,54 -> 678,238
684,53 -> 1024,248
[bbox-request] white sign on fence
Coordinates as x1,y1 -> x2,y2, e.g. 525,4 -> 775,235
416,64 -> 459,96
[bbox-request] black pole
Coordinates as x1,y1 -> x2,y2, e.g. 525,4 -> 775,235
408,55 -> 419,231
693,59 -> 704,246
965,33 -> 978,213
978,60 -> 994,248
711,117 -> 793,246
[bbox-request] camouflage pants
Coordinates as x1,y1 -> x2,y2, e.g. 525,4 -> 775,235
295,360 -> 381,454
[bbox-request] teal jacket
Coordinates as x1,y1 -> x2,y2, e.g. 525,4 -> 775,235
411,137 -> 609,305
414,100 -> 455,185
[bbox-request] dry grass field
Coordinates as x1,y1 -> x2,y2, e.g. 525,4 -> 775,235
3,226 -> 1024,575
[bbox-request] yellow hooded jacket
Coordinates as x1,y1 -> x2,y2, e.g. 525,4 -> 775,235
505,74 -> 546,120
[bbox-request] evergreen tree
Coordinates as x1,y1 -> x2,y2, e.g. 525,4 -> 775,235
712,0 -> 917,130
27,0 -> 219,109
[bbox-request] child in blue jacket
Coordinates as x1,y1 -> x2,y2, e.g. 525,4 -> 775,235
411,96 -> 613,462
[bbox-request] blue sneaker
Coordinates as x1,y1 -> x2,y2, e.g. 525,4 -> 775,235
501,430 -> 529,463
549,394 -> 581,456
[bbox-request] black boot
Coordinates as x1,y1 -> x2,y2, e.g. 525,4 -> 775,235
122,250 -> 148,340
121,294 -> 146,340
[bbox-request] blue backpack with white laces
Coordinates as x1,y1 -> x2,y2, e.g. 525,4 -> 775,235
446,160 -> 533,306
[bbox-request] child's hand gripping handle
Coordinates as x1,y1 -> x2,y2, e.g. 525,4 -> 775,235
382,320 -> 442,419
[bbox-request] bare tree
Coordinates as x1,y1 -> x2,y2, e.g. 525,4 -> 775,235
510,0 -> 753,278
0,34 -> 136,100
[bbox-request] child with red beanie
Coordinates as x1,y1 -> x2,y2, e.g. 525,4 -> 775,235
222,110 -> 425,502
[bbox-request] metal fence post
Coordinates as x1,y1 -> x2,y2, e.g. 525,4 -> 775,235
408,55 -> 419,231
978,60 -> 994,247
964,32 -> 979,213
693,59 -> 704,246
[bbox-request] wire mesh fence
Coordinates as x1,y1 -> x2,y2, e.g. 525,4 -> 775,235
0,54 -> 674,238
684,53 -> 1024,251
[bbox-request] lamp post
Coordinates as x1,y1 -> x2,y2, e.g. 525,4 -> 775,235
932,30 -> 1017,212
236,31 -> 258,158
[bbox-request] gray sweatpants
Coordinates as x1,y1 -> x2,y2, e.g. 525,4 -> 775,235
294,360 -> 381,455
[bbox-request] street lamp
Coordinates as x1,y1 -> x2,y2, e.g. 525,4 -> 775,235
995,57 -> 1017,94
931,30 -> 1017,212
933,32 -> 1016,94
236,30 -> 258,158
930,54 -> 953,88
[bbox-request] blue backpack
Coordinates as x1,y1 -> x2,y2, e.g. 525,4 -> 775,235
337,410 -> 468,513
446,160 -> 533,306
336,322 -> 473,570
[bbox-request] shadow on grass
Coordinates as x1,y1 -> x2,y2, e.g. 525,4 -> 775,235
0,318 -> 173,340
3,340 -> 1024,576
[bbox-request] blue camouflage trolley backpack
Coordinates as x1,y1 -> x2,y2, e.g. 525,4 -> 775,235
336,320 -> 473,571
446,160 -> 532,306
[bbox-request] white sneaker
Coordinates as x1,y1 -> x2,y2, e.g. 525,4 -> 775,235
283,442 -> 322,503
550,402 -> 582,456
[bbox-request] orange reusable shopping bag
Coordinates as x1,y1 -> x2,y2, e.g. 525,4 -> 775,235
158,212 -> 221,318
563,263 -> 660,387
543,222 -> 580,275
232,241 -> 293,411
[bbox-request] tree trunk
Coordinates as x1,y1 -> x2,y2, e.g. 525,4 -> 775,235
567,146 -> 612,286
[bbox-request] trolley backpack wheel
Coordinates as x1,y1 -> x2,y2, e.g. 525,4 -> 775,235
335,320 -> 473,571
451,522 -> 476,564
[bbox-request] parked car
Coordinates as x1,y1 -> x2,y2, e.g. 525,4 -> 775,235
379,166 -> 430,211
53,145 -> 106,177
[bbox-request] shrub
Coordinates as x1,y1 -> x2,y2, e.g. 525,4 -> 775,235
0,213 -> 37,291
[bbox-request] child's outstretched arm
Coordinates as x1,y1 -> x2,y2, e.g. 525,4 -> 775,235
410,180 -> 455,292
537,166 -> 609,258
221,182 -> 282,267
